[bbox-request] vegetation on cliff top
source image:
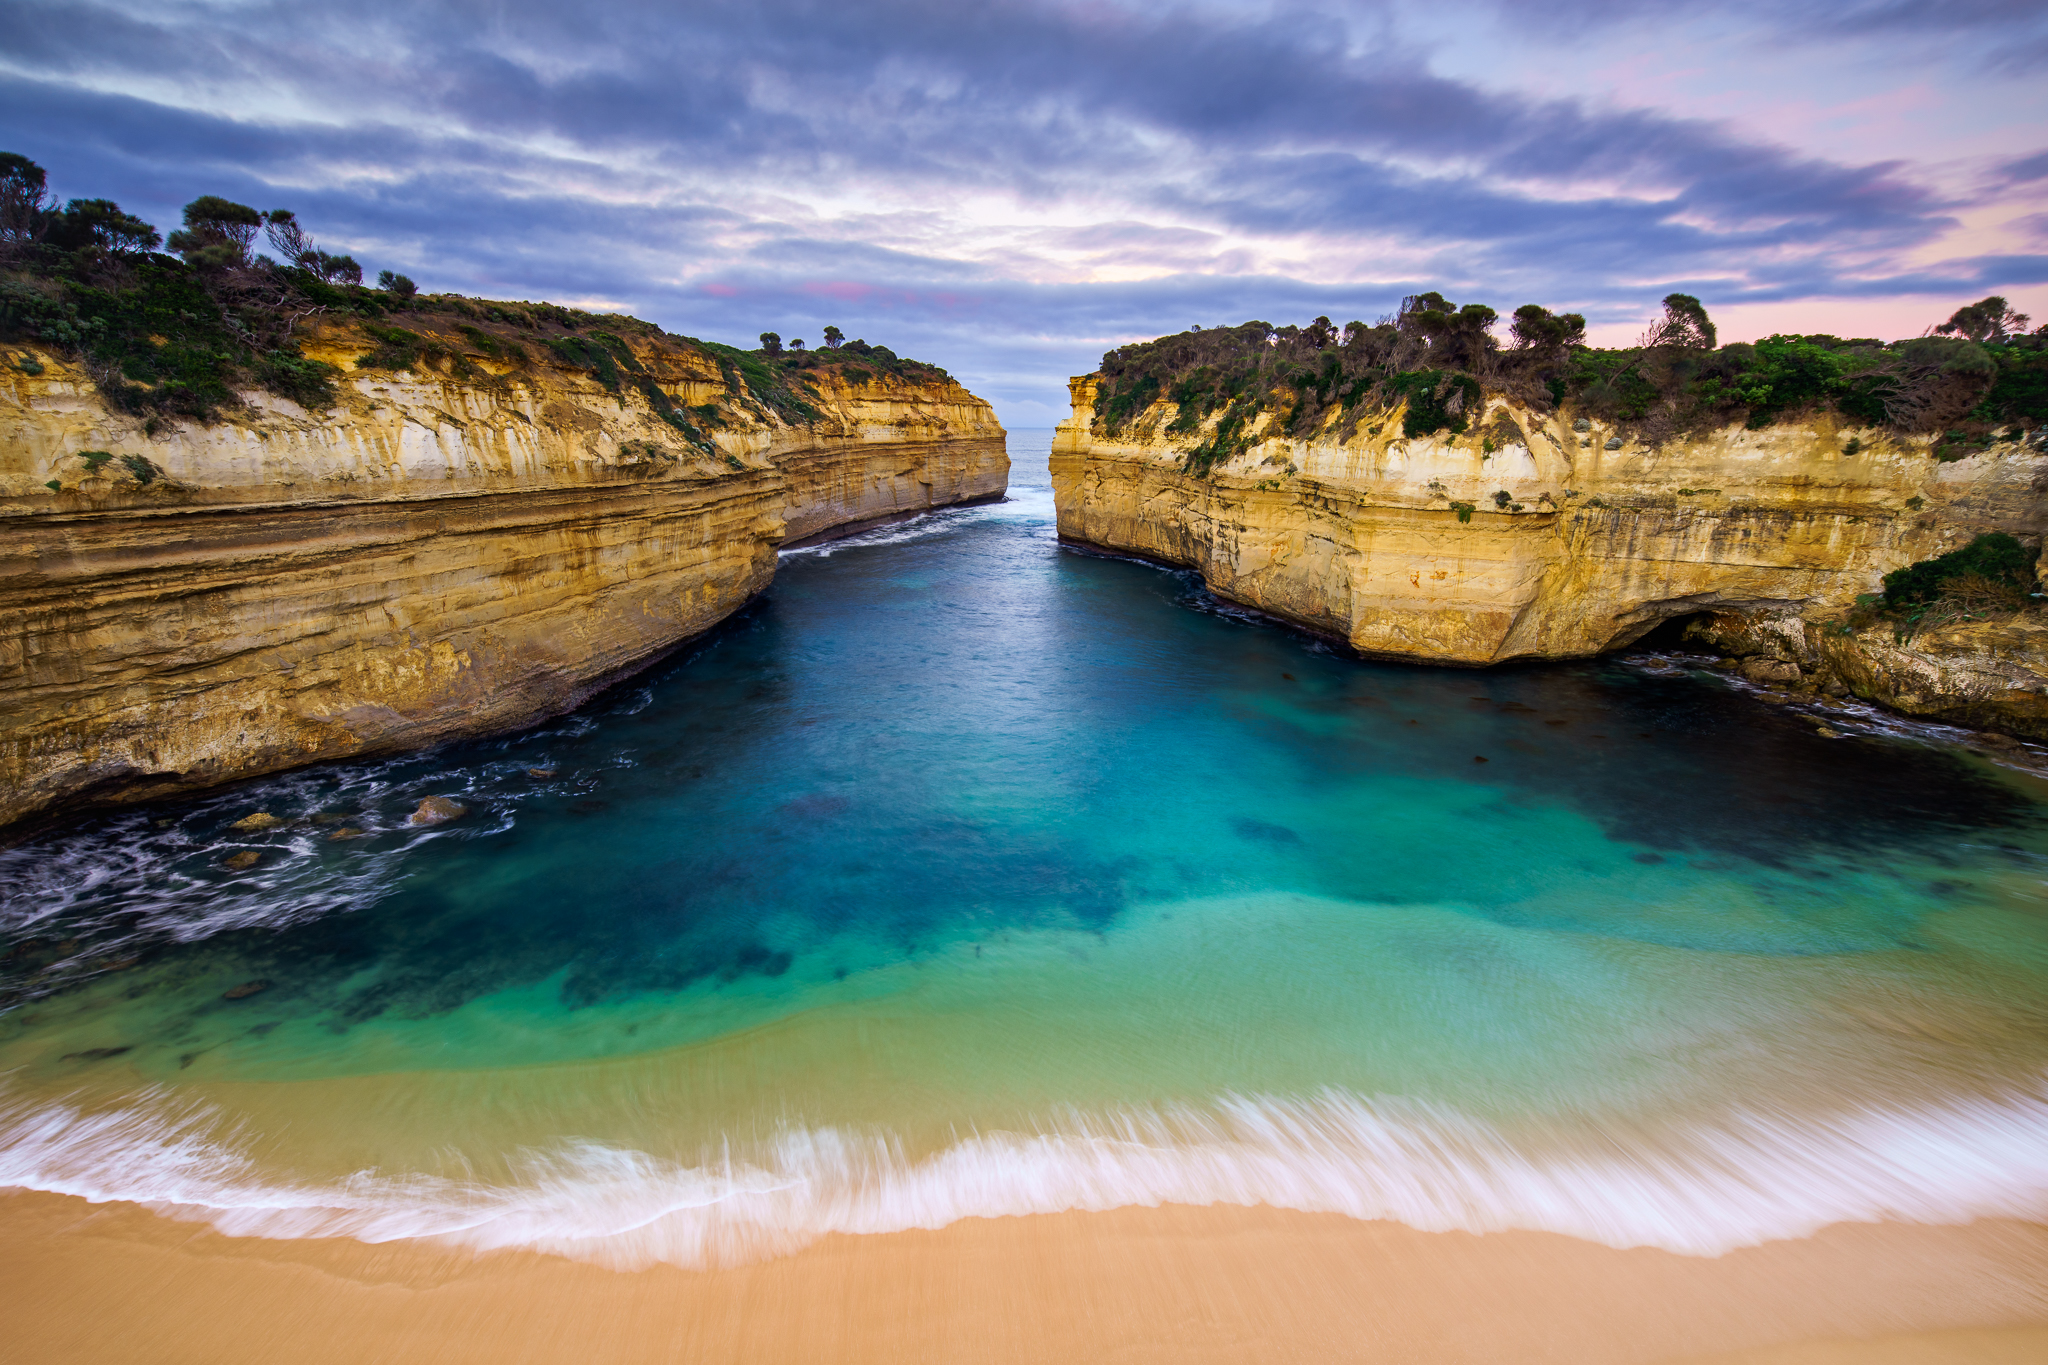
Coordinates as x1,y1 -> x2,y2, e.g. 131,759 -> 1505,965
0,152 -> 950,435
1091,292 -> 2048,474
1828,532 -> 2045,642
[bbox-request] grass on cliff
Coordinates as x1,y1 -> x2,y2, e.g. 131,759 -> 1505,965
1089,293 -> 2048,473
0,150 -> 947,438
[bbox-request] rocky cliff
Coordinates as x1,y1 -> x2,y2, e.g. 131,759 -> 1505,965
0,322 -> 1005,828
1052,375 -> 2048,732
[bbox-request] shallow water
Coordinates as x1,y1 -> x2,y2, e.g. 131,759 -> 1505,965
5,431 -> 2048,1265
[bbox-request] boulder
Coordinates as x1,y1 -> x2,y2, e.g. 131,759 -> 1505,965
1737,657 -> 1804,685
229,812 -> 282,832
409,796 -> 467,826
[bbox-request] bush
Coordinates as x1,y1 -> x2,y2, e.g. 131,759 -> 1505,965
1386,370 -> 1480,438
253,351 -> 342,409
1882,533 -> 2037,609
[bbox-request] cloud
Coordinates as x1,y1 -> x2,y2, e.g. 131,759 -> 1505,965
3,0 -> 2045,420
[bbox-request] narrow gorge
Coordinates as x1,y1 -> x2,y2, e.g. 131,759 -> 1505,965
0,316 -> 1006,828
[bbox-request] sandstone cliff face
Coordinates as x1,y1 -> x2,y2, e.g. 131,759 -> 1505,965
1053,375 -> 2047,723
0,324 -> 1005,827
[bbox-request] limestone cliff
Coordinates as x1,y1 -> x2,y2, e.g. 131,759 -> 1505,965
0,322 -> 1005,827
1053,375 -> 2048,729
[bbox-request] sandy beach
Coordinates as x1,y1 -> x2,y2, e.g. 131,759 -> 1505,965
4,1191 -> 2045,1364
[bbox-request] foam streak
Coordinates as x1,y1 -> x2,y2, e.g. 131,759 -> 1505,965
5,1086 -> 2047,1268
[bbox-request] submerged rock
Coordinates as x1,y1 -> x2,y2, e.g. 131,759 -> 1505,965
229,812 -> 283,832
221,850 -> 262,870
222,980 -> 270,1000
409,796 -> 467,826
327,826 -> 366,841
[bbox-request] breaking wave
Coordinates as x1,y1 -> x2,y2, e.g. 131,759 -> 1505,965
6,1083 -> 2046,1269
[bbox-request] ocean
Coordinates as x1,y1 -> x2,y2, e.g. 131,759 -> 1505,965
4,429 -> 2047,1269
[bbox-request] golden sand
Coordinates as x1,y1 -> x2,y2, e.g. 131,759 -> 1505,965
3,1191 -> 2045,1364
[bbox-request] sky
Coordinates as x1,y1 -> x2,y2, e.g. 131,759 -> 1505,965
4,0 -> 2046,425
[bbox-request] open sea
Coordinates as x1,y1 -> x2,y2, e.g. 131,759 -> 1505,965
4,430 -> 2048,1268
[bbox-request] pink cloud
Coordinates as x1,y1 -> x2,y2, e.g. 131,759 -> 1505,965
699,282 -> 741,298
804,280 -> 880,304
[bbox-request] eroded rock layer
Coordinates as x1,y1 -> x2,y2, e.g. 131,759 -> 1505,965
0,324 -> 1005,826
1052,376 -> 2047,725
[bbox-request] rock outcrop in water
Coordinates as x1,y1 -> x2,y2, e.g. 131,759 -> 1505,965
0,320 -> 1005,827
1052,374 -> 2048,732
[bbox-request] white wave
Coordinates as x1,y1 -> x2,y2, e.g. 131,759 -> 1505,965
5,1084 -> 2047,1269
781,485 -> 1056,559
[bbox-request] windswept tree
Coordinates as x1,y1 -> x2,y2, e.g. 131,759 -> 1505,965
166,196 -> 265,270
822,325 -> 843,348
45,198 -> 160,256
305,251 -> 362,285
262,209 -> 360,284
1935,296 -> 2033,345
1399,293 -> 1498,370
263,208 -> 312,264
377,269 -> 417,299
1509,303 -> 1586,355
758,331 -> 782,355
1641,293 -> 1716,349
0,152 -> 53,254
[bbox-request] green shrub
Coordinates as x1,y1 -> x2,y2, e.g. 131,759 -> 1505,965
1385,370 -> 1480,438
254,352 -> 341,409
1882,533 -> 2037,609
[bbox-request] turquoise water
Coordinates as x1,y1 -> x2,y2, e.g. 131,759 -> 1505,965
4,431 -> 2048,1265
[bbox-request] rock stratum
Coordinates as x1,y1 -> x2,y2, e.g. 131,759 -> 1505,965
0,323 -> 1005,828
1052,375 -> 2048,734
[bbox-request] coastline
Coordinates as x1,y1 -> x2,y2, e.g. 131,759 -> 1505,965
4,1191 -> 2045,1364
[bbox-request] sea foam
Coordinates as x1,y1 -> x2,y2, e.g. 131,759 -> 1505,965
5,1084 -> 2046,1269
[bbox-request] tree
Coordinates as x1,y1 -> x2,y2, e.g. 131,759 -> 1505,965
46,198 -> 160,255
306,251 -> 362,285
822,325 -> 843,348
377,270 -> 417,299
1935,296 -> 2032,345
1398,293 -> 1498,369
0,152 -> 53,252
758,331 -> 782,355
790,338 -> 806,350
263,209 -> 312,264
1509,303 -> 1586,353
165,195 -> 264,268
1642,293 -> 1716,349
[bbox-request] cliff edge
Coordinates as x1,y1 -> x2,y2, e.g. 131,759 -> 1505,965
1,315 -> 1005,828
1053,343 -> 2048,735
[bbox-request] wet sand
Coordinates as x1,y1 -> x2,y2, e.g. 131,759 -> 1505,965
4,1191 -> 2045,1364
